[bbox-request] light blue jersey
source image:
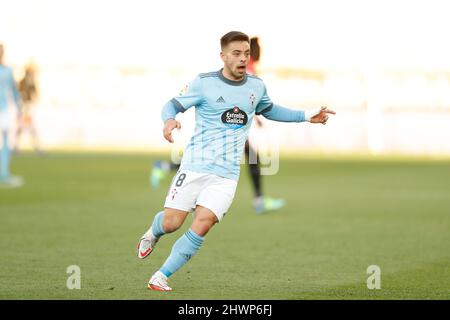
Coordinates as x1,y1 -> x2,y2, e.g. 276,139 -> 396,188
162,69 -> 306,181
0,65 -> 21,112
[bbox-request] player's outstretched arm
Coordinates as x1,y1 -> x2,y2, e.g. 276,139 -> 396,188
259,104 -> 336,124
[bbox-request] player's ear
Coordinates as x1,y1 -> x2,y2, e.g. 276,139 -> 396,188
220,51 -> 225,62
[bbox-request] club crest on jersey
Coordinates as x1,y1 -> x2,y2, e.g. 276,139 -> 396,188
221,106 -> 248,129
178,84 -> 189,96
249,93 -> 256,107
170,188 -> 178,200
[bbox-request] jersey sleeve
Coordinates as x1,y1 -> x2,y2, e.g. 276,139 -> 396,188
170,75 -> 203,112
255,85 -> 274,115
161,100 -> 180,122
260,104 -> 306,122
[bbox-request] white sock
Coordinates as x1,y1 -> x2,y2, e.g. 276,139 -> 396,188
144,227 -> 157,240
155,270 -> 167,280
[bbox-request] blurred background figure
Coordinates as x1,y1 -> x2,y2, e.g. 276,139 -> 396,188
14,61 -> 42,154
0,43 -> 23,187
150,160 -> 179,189
247,37 -> 260,75
245,36 -> 286,214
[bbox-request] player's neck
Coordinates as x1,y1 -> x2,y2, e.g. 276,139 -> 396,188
221,67 -> 244,82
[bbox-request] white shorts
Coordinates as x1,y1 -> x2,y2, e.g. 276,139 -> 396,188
164,169 -> 238,222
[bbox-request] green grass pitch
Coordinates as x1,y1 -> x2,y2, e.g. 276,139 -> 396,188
1,152 -> 449,299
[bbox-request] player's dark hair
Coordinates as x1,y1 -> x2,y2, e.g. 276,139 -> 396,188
250,37 -> 260,62
220,31 -> 250,50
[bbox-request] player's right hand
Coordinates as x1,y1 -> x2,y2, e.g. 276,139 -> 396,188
163,119 -> 181,143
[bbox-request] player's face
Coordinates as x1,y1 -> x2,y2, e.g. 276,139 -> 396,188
0,45 -> 4,62
221,41 -> 250,81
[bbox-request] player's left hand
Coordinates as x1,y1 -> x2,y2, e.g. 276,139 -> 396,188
309,106 -> 336,125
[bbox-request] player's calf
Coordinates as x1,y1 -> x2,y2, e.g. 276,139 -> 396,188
162,212 -> 187,233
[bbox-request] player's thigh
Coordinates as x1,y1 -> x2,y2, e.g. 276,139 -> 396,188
195,176 -> 238,223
